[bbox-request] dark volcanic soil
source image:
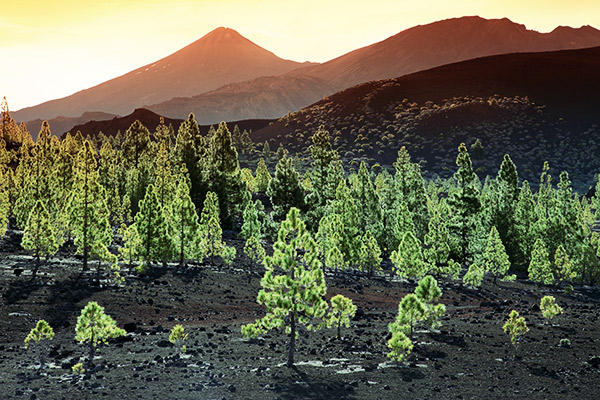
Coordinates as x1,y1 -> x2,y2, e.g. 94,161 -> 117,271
1,231 -> 599,400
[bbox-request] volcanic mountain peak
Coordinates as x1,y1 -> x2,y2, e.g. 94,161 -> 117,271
13,27 -> 311,122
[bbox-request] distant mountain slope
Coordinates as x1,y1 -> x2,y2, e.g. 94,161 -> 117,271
253,47 -> 600,190
13,28 -> 313,122
25,111 -> 117,141
293,16 -> 600,89
146,16 -> 600,123
65,108 -> 274,138
146,74 -> 337,124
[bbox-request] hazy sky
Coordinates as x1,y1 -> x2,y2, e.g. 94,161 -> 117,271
2,0 -> 599,111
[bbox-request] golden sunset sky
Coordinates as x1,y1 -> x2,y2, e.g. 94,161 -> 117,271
2,0 -> 599,111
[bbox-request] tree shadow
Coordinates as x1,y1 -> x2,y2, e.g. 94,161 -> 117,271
270,365 -> 356,400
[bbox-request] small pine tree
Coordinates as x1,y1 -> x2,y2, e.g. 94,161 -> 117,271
554,245 -> 576,285
463,262 -> 484,288
482,226 -> 511,283
24,320 -> 54,367
199,191 -> 235,265
169,324 -> 188,355
243,234 -> 265,278
414,275 -> 446,330
387,330 -> 413,362
540,296 -> 563,323
170,177 -> 200,267
528,239 -> 553,285
21,200 -> 58,280
75,301 -> 125,367
502,310 -> 528,358
391,231 -> 427,280
267,155 -> 305,221
326,294 -> 357,340
241,207 -> 328,367
118,223 -> 142,273
389,294 -> 426,339
254,158 -> 272,192
357,230 -> 382,276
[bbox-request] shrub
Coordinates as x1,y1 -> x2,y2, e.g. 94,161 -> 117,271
502,310 -> 528,358
326,295 -> 357,340
75,301 -> 126,366
169,324 -> 188,355
24,320 -> 54,367
540,296 -> 563,323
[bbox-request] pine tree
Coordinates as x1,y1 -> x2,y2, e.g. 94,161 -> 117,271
394,201 -> 416,245
75,301 -> 125,367
513,181 -> 537,266
330,179 -> 361,266
68,141 -> 113,276
199,191 -> 235,265
240,199 -> 261,240
528,239 -> 553,285
393,147 -> 429,240
135,184 -> 171,271
21,200 -> 58,280
554,245 -> 576,285
170,176 -> 200,267
241,208 -> 328,367
447,143 -> 481,264
244,234 -> 265,277
423,209 -> 454,278
351,161 -> 383,241
153,141 -> 177,211
154,116 -> 173,149
267,155 -> 306,221
463,262 -> 484,288
357,230 -> 382,275
414,275 -> 446,330
123,120 -> 151,168
326,294 -> 356,340
389,293 -> 426,339
391,231 -> 427,280
482,226 -> 511,283
118,223 -> 142,273
254,158 -> 272,192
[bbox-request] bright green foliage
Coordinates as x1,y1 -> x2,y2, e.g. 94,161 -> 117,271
199,191 -> 235,265
424,209 -> 452,277
240,168 -> 255,192
414,275 -> 446,329
393,147 -> 429,240
244,234 -> 265,277
391,231 -> 427,280
240,199 -> 261,240
528,239 -> 554,284
394,201 -> 416,245
68,141 -> 113,275
21,200 -> 58,280
387,330 -> 413,362
169,324 -> 188,355
325,243 -> 346,272
463,262 -> 484,288
326,294 -> 357,340
118,223 -> 142,272
357,230 -> 382,275
447,143 -> 481,264
97,141 -> 122,228
267,155 -> 306,221
330,179 -> 361,265
554,245 -> 576,284
503,310 -> 528,357
75,301 -> 125,365
482,226 -> 511,282
540,296 -> 563,322
389,294 -> 426,339
173,114 -> 205,207
24,320 -> 54,366
315,214 -> 345,270
254,158 -> 271,192
170,176 -> 200,267
154,116 -> 173,149
135,184 -> 172,270
308,125 -> 339,202
351,161 -> 383,240
122,120 -> 151,168
153,142 -> 177,211
241,207 -> 328,367
206,121 -> 247,227
513,181 -> 537,265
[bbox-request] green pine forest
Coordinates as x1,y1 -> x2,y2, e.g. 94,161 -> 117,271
1,97 -> 598,289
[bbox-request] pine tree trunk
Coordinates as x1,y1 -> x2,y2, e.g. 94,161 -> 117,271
287,310 -> 296,367
337,322 -> 341,340
88,331 -> 95,367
